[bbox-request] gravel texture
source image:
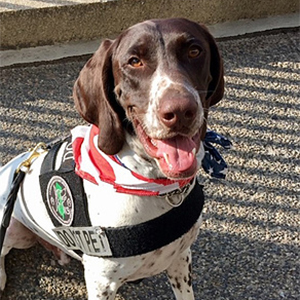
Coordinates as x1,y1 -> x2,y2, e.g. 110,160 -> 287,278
0,30 -> 299,300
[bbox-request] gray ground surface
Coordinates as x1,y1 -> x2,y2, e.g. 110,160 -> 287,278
0,30 -> 299,299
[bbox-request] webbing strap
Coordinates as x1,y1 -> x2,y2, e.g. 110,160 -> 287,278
0,171 -> 25,251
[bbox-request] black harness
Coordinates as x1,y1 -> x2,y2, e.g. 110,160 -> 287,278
39,139 -> 205,257
2,139 -> 205,258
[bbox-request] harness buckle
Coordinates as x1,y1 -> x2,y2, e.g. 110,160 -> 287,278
163,179 -> 194,207
17,142 -> 48,173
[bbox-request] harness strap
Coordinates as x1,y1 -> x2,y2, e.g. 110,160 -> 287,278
40,142 -> 62,174
39,138 -> 91,228
0,171 -> 25,251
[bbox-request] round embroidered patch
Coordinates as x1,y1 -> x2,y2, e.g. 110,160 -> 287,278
46,176 -> 74,226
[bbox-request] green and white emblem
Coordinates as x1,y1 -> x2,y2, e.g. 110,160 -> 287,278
46,176 -> 74,226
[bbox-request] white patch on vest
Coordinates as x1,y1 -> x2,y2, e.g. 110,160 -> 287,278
53,226 -> 112,257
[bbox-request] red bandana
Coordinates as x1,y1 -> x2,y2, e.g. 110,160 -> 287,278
71,125 -> 192,196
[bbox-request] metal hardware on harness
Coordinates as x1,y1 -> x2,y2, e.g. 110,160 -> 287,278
165,194 -> 185,207
0,142 -> 48,254
161,181 -> 193,207
16,142 -> 47,173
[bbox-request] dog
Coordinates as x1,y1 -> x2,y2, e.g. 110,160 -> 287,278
0,18 -> 224,299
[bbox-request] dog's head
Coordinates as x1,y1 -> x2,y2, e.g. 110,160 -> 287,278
73,18 -> 224,179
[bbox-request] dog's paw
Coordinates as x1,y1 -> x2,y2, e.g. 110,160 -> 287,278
58,252 -> 71,266
0,267 -> 7,293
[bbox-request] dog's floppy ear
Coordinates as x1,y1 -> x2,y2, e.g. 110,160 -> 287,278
73,39 -> 125,155
197,24 -> 224,140
203,27 -> 224,107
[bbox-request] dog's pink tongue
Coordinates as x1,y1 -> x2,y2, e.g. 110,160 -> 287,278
156,136 -> 196,173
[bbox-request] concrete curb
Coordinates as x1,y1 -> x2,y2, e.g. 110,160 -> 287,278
0,0 -> 299,50
1,13 -> 299,68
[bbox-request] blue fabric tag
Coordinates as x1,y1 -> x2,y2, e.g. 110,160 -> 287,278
202,130 -> 232,179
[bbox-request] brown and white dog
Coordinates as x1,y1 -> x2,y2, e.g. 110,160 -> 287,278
0,18 -> 224,299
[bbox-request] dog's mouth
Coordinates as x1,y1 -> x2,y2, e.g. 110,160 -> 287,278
134,120 -> 201,179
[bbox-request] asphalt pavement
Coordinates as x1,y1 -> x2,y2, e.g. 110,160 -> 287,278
0,29 -> 299,300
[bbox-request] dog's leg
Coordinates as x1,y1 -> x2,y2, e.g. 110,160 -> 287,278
37,238 -> 70,266
0,238 -> 12,291
0,218 -> 36,291
0,255 -> 7,292
167,247 -> 195,300
82,255 -> 123,300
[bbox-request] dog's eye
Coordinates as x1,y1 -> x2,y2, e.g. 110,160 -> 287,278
188,46 -> 202,59
128,57 -> 143,68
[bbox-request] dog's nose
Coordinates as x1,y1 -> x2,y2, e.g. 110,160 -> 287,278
159,97 -> 198,130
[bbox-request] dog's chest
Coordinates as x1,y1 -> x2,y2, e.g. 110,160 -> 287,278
127,218 -> 201,280
83,179 -> 177,227
81,178 -> 203,280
